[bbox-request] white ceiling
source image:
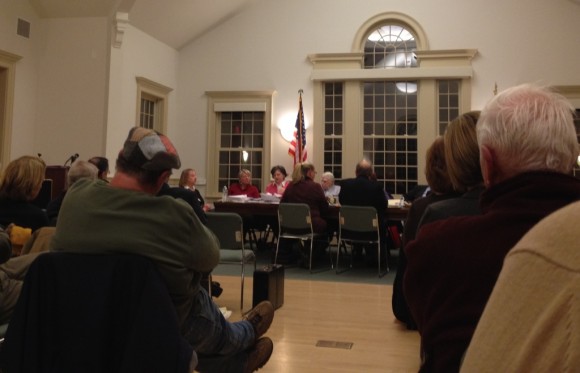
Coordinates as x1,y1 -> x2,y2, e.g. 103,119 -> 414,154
28,0 -> 257,50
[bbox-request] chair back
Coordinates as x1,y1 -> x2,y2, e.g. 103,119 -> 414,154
339,205 -> 380,241
278,203 -> 313,234
0,252 -> 195,373
206,212 -> 244,250
205,212 -> 255,309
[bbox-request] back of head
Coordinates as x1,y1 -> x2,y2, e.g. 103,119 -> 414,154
116,127 -> 181,188
355,159 -> 373,178
0,155 -> 46,201
478,84 -> 578,177
88,156 -> 109,178
67,160 -> 98,187
425,137 -> 454,194
444,111 -> 482,193
291,162 -> 314,184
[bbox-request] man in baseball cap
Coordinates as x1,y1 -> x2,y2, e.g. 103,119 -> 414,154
120,127 -> 181,171
51,127 -> 275,373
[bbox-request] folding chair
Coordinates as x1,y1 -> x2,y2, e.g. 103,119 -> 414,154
206,212 -> 256,309
337,205 -> 389,277
274,203 -> 333,273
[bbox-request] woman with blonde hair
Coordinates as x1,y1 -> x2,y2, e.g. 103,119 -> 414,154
0,155 -> 49,231
178,168 -> 211,211
418,111 -> 484,226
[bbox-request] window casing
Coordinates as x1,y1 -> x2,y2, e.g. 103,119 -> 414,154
206,91 -> 274,198
135,77 -> 172,133
310,12 -> 476,193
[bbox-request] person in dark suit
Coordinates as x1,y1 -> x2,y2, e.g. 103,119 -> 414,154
392,137 -> 460,330
338,160 -> 389,263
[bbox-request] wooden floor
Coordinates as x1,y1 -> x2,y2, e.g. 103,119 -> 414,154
212,275 -> 421,373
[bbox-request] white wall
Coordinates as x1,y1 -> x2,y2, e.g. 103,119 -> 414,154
0,0 -> 41,160
34,17 -> 109,166
107,24 -> 179,167
176,0 -> 580,181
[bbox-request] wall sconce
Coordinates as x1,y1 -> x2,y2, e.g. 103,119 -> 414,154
277,111 -> 308,142
242,150 -> 249,162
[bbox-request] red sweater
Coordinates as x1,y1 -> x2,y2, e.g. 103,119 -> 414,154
228,183 -> 260,198
404,171 -> 580,373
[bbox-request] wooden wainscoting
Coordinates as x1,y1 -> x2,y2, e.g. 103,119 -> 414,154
211,275 -> 421,373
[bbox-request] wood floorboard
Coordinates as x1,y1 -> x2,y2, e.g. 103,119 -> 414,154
211,275 -> 421,372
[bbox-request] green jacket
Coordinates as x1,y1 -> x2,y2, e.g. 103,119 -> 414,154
50,179 -> 220,327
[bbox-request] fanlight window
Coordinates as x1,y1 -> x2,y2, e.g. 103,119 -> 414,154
364,25 -> 417,69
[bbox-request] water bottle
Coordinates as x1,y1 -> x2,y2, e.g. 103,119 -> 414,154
399,195 -> 405,208
222,185 -> 228,202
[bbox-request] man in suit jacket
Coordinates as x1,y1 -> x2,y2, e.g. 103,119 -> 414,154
339,160 -> 389,262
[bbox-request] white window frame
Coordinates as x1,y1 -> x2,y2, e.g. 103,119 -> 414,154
135,76 -> 172,134
309,12 -> 477,185
206,91 -> 274,198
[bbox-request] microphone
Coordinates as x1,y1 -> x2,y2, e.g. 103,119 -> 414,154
64,153 -> 79,166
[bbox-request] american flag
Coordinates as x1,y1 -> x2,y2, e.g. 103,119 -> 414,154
288,91 -> 307,165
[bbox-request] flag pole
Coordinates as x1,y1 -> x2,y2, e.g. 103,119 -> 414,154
297,89 -> 303,162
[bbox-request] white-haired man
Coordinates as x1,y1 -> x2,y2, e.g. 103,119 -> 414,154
404,84 -> 580,373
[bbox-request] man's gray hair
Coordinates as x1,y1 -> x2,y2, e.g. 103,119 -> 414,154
67,160 -> 99,187
477,83 -> 578,176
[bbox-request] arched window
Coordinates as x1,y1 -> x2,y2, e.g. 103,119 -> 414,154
310,12 -> 477,195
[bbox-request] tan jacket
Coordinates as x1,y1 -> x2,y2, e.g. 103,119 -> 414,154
461,200 -> 580,372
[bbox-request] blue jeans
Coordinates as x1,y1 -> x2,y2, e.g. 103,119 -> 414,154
183,288 -> 255,373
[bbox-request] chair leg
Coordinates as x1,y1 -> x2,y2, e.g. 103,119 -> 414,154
240,263 -> 245,310
335,240 -> 341,274
309,239 -> 314,273
274,237 -> 280,265
378,242 -> 389,278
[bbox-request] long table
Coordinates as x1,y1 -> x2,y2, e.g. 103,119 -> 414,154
213,200 -> 410,222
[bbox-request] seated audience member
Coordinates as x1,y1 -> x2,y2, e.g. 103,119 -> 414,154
88,156 -> 110,182
46,160 -> 99,225
265,165 -> 288,196
159,174 -> 207,225
281,162 -> 329,234
0,227 -> 9,263
392,137 -> 460,330
0,156 -> 49,233
163,170 -> 221,298
320,172 -> 341,200
404,84 -> 580,373
339,160 -> 389,264
403,184 -> 430,202
0,224 -> 43,324
179,168 -> 211,211
460,200 -> 580,372
417,111 -> 484,228
50,127 -> 275,373
228,169 -> 260,198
